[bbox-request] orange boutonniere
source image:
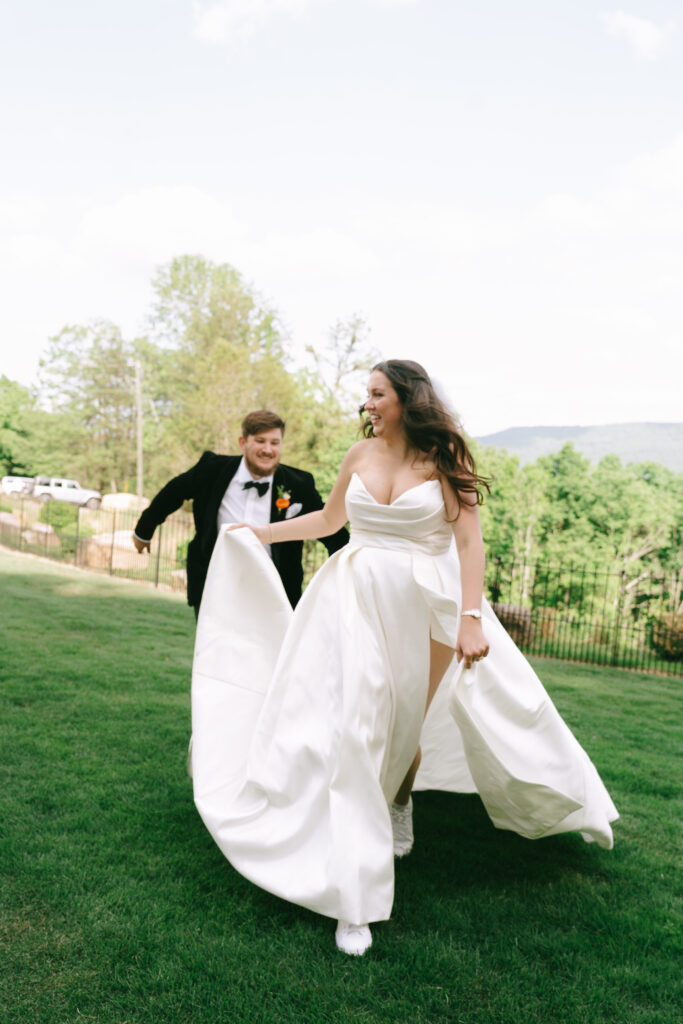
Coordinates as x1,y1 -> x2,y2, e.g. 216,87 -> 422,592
276,486 -> 291,511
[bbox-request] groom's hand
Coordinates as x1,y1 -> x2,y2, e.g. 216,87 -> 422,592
132,533 -> 150,553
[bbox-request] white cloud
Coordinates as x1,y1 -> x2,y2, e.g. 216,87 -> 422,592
3,134 -> 682,431
0,232 -> 70,276
192,0 -> 320,45
0,196 -> 48,233
535,194 -> 608,235
600,10 -> 674,60
0,183 -> 381,371
618,134 -> 683,190
72,184 -> 378,283
192,0 -> 419,45
363,135 -> 683,432
76,185 -> 244,266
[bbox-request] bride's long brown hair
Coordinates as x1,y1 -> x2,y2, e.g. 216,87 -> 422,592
360,359 -> 490,513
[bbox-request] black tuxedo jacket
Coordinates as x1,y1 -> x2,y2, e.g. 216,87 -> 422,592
134,452 -> 349,609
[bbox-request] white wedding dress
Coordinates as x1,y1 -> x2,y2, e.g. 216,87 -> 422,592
191,473 -> 618,925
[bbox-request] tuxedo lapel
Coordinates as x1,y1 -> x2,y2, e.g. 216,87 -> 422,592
269,465 -> 301,523
270,466 -> 284,523
214,457 -> 239,503
205,457 -> 240,540
267,467 -> 279,576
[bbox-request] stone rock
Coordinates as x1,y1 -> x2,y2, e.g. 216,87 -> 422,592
101,493 -> 150,512
0,511 -> 21,540
535,606 -> 558,639
491,602 -> 535,646
83,529 -> 147,570
22,522 -> 60,549
171,568 -> 187,593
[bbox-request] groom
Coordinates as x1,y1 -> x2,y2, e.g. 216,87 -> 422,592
133,409 -> 348,613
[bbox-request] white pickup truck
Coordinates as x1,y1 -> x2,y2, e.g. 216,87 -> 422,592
32,477 -> 102,509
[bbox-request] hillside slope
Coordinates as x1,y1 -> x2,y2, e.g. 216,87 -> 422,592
475,422 -> 683,471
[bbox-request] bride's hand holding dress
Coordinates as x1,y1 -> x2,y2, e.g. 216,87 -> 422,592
443,481 -> 490,669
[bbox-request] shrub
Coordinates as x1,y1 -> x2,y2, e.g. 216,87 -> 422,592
651,613 -> 683,662
38,502 -> 95,556
39,502 -> 78,531
176,537 -> 190,568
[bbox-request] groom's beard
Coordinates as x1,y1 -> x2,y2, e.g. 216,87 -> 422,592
243,453 -> 280,479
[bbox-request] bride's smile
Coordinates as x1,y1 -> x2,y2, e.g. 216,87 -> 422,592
364,370 -> 402,437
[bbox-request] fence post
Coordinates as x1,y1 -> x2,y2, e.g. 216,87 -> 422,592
491,558 -> 502,604
18,498 -> 25,551
610,571 -> 625,666
154,525 -> 163,587
109,509 -> 117,575
74,505 -> 80,566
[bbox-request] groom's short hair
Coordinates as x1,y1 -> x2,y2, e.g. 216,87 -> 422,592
241,410 -> 286,437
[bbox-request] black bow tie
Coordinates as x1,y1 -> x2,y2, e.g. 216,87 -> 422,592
243,480 -> 270,498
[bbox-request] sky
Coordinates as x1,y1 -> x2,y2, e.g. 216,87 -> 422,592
1,0 -> 681,436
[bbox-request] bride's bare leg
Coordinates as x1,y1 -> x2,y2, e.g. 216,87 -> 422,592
394,748 -> 421,806
393,637 -> 456,805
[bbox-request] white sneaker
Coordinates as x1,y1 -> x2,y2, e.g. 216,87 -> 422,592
335,920 -> 372,956
390,797 -> 414,857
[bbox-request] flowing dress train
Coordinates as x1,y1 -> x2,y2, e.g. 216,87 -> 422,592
191,473 -> 618,925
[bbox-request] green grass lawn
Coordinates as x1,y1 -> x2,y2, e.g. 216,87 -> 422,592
1,547 -> 681,1024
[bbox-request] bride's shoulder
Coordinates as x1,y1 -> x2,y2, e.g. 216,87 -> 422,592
325,441 -> 369,502
340,439 -> 372,468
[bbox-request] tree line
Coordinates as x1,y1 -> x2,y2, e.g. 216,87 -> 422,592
1,253 -> 681,615
474,442 -> 683,622
1,255 -> 370,500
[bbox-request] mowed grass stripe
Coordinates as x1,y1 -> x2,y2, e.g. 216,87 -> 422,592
1,547 -> 681,1024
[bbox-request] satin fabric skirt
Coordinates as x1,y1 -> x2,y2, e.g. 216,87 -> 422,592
191,525 -> 618,924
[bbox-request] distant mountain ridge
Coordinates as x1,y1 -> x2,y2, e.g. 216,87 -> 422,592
475,422 -> 683,473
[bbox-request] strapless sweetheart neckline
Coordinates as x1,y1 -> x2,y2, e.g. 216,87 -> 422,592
352,472 -> 440,507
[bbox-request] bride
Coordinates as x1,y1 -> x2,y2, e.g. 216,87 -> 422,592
191,359 -> 618,956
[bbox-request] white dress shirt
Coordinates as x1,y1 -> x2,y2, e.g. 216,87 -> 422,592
217,457 -> 273,556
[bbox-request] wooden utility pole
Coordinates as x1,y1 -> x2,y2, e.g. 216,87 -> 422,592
134,359 -> 143,505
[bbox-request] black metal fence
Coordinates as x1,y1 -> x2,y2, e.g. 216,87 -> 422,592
0,496 -> 195,594
1,496 -> 681,677
486,558 -> 682,677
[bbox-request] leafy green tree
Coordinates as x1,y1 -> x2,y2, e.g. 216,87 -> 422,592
0,376 -> 72,480
533,444 -> 596,569
146,256 -> 367,497
583,455 -> 679,619
0,376 -> 34,474
587,456 -> 675,573
296,314 -> 380,493
478,442 -> 682,616
306,313 -> 379,406
150,254 -> 283,358
148,255 -> 299,465
477,445 -> 551,600
37,321 -> 137,491
634,462 -> 683,577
